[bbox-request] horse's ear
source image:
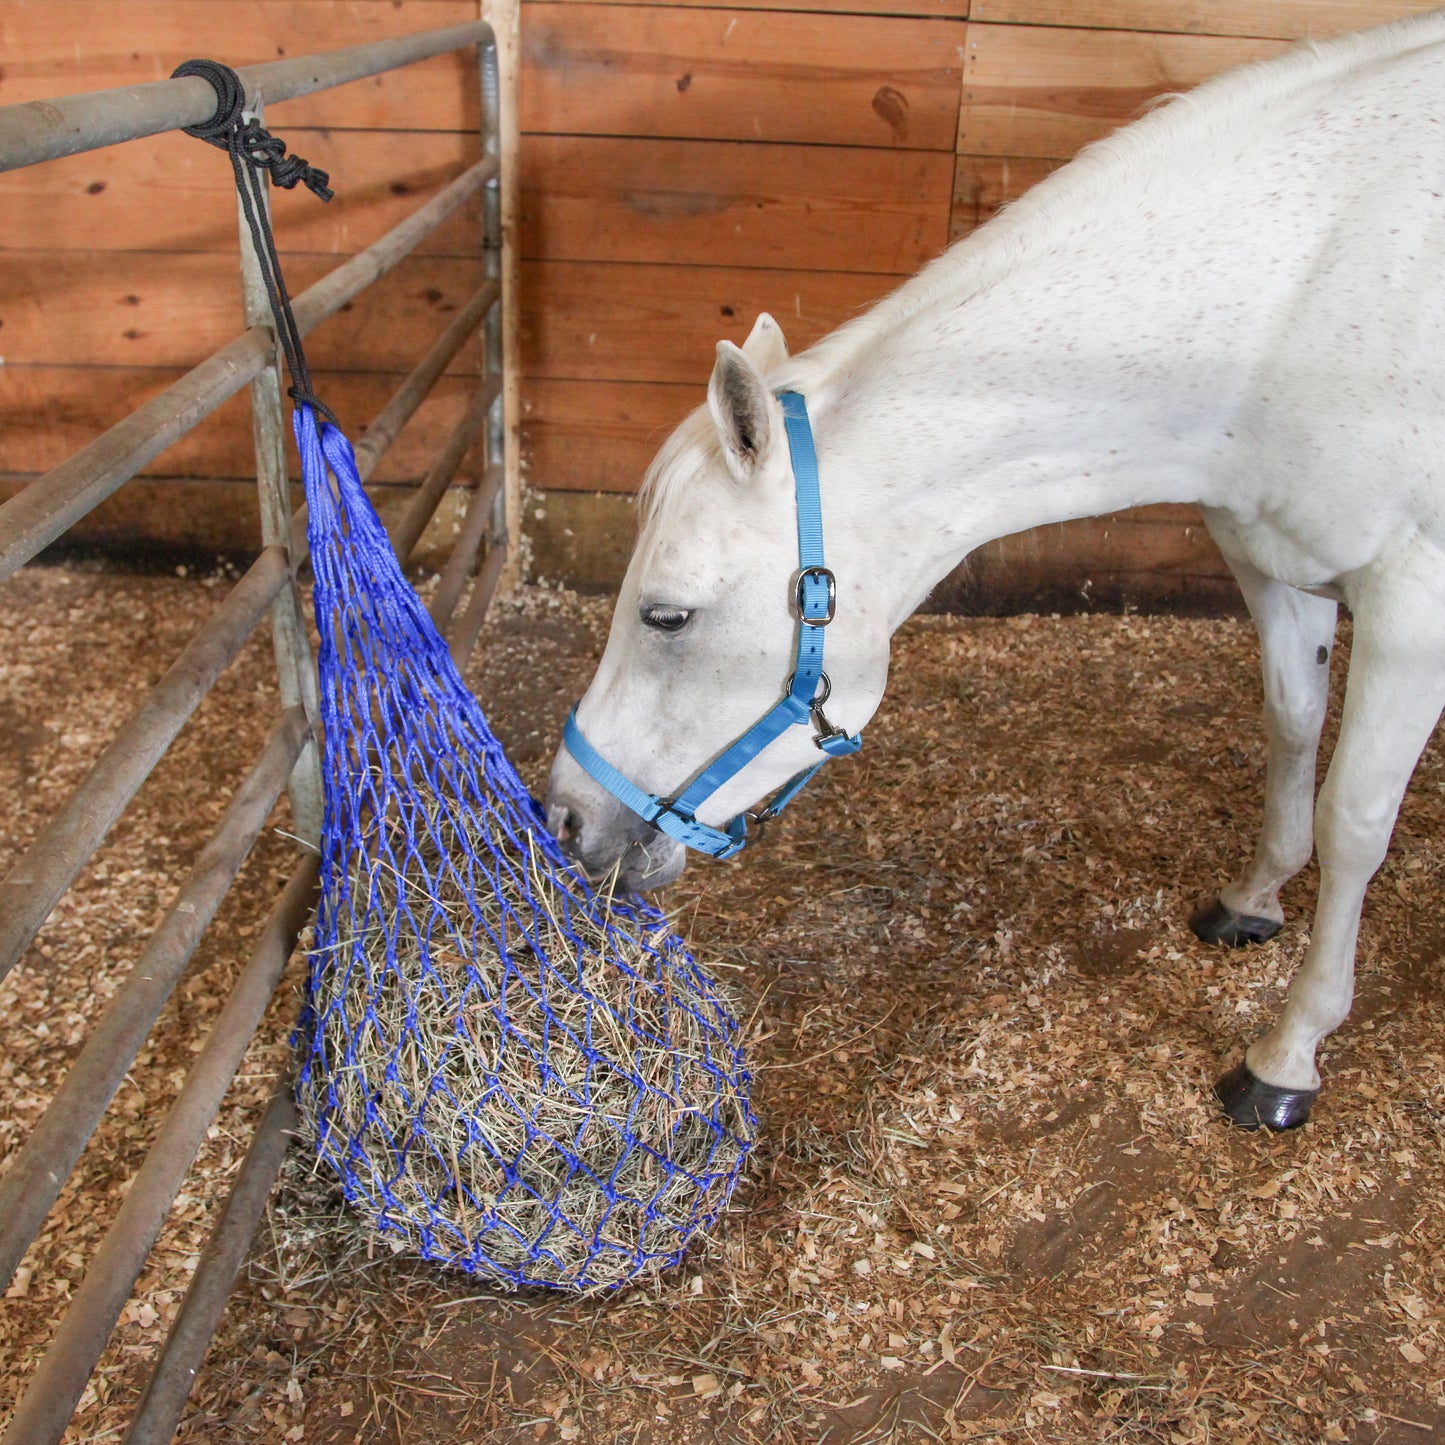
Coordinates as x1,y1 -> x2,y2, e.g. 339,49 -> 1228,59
741,312 -> 788,373
708,340 -> 781,483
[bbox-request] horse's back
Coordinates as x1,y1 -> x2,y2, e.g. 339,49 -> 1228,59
1176,19 -> 1445,583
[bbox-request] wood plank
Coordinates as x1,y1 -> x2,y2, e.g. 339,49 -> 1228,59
0,129 -> 483,256
0,473 -> 473,570
572,0 -> 968,17
521,136 -> 953,272
528,490 -> 644,590
0,1 -> 481,132
527,488 -> 1238,605
936,505 -> 1235,612
521,379 -> 698,491
967,1 -> 1434,41
959,24 -> 1285,158
950,154 -> 1058,240
520,4 -> 965,151
0,365 -> 490,482
0,251 -> 485,371
518,259 -> 896,384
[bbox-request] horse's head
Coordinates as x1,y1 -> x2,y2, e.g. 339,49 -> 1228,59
546,314 -> 892,890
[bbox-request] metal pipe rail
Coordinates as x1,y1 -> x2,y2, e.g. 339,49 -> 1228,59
0,707 -> 310,1286
0,18 -> 512,1445
118,574 -> 500,1445
0,155 -> 497,585
0,22 -> 491,173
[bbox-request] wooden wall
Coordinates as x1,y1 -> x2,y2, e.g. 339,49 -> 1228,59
516,0 -> 1434,610
1,1 -> 1436,604
0,0 -> 502,561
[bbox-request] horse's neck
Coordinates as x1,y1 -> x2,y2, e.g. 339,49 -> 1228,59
811,243 -> 1236,627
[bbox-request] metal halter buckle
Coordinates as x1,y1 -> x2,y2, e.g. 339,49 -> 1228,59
795,566 -> 836,626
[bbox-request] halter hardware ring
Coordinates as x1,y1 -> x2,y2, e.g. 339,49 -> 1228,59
796,566 -> 836,626
785,669 -> 832,706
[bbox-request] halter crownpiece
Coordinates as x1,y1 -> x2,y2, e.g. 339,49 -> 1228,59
564,390 -> 863,861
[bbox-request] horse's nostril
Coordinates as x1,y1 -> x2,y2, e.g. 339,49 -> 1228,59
550,805 -> 578,848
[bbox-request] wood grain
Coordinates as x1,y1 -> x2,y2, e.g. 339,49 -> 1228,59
521,378 -> 698,491
967,1 -> 1435,41
950,153 -> 1058,239
579,0 -> 969,17
527,489 -> 1236,602
0,473 -> 474,567
959,24 -> 1284,157
0,129 -> 484,257
0,365 -> 490,482
939,504 -> 1234,611
0,0 -> 482,131
521,136 -> 953,272
0,251 -> 485,371
518,259 -> 896,384
520,3 -> 965,150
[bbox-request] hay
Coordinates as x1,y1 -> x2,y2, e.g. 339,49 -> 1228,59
294,797 -> 757,1293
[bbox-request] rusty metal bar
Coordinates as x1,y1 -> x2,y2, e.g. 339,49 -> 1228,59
0,155 -> 496,585
238,99 -> 325,847
119,1086 -> 298,1445
0,22 -> 492,173
0,709 -> 309,1290
0,547 -> 291,987
431,463 -> 505,633
390,378 -> 501,564
353,280 -> 499,479
447,541 -> 509,668
0,859 -> 321,1445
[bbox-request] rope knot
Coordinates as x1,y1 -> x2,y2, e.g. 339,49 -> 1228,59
172,56 -> 336,425
171,59 -> 333,202
238,119 -> 334,201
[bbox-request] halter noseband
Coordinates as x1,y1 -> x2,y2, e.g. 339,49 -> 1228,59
563,390 -> 862,861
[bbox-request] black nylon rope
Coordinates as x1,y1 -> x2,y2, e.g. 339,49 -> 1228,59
172,59 -> 338,424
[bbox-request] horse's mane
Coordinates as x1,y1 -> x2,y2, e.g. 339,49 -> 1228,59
639,11 -> 1445,527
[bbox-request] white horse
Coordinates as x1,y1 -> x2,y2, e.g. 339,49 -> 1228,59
546,11 -> 1445,1128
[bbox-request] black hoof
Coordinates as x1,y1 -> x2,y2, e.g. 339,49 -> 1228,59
1214,1061 -> 1317,1130
1189,897 -> 1282,948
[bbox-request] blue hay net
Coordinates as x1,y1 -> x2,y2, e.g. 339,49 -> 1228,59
290,406 -> 757,1291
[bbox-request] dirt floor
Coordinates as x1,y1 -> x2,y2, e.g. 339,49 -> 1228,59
4,563 -> 1445,1444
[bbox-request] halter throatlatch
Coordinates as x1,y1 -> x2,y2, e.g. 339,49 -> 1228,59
564,390 -> 863,860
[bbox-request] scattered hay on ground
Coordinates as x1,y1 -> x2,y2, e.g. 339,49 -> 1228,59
5,571 -> 1445,1444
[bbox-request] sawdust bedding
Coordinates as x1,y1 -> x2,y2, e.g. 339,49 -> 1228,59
3,563 -> 1445,1445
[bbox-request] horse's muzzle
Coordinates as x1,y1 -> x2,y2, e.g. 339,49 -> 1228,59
545,751 -> 687,891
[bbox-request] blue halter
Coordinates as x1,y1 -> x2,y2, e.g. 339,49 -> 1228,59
563,390 -> 863,861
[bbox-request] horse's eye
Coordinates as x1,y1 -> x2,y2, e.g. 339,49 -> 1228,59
641,605 -> 692,634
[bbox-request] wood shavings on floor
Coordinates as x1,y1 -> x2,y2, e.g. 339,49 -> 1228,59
4,567 -> 1445,1444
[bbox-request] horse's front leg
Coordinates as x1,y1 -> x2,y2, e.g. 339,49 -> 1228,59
1191,553 -> 1337,946
1218,565 -> 1445,1128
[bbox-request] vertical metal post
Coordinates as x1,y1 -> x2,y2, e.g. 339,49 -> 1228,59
479,4 -> 519,578
480,36 -> 506,553
237,97 -> 325,844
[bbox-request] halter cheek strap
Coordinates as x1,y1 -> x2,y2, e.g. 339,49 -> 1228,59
563,390 -> 862,861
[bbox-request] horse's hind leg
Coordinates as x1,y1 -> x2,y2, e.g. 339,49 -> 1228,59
1219,562 -> 1445,1128
1191,554 -> 1337,947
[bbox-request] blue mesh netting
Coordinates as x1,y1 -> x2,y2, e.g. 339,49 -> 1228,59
290,406 -> 757,1291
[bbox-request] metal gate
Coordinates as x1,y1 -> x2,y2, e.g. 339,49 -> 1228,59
0,21 -> 514,1442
